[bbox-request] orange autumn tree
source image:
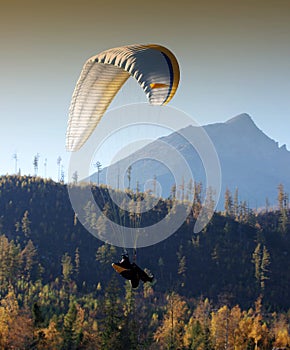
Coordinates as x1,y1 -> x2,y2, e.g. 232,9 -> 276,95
0,287 -> 33,348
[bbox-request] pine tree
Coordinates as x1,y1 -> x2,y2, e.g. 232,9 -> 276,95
33,153 -> 40,176
62,301 -> 82,349
233,187 -> 239,219
32,302 -> 44,327
170,184 -> 176,199
252,243 -> 261,285
0,235 -> 22,294
22,239 -> 37,281
252,243 -> 271,292
184,298 -> 213,350
186,178 -> 193,201
21,210 -> 31,240
101,277 -> 122,350
260,245 -> 271,291
120,281 -> 139,349
193,182 -> 202,219
74,247 -> 80,279
184,319 -> 204,350
72,171 -> 78,184
62,253 -> 73,285
278,183 -> 288,234
224,188 -> 233,216
61,253 -> 74,298
177,245 -> 187,287
127,165 -> 132,190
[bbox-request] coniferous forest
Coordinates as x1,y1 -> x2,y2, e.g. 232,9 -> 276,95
0,174 -> 289,349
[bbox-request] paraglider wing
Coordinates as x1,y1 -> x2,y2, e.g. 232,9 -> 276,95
66,44 -> 180,151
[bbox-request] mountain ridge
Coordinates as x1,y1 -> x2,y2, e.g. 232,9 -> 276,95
97,113 -> 290,208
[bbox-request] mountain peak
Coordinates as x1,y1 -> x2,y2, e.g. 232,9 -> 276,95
225,113 -> 254,125
223,113 -> 261,135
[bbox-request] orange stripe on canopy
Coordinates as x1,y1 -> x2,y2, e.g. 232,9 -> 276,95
150,83 -> 170,89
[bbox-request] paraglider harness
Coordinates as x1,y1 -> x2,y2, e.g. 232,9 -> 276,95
112,250 -> 154,288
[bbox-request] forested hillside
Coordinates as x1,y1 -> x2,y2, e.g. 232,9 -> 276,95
0,175 -> 289,349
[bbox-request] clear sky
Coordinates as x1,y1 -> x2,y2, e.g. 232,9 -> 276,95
1,0 -> 290,181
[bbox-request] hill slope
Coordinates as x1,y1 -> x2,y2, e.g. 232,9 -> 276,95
0,175 -> 290,310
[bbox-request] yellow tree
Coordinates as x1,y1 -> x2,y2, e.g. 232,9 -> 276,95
234,309 -> 255,350
211,305 -> 243,350
211,305 -> 230,350
248,297 -> 270,350
228,305 -> 243,348
154,292 -> 188,349
271,313 -> 290,349
39,320 -> 63,349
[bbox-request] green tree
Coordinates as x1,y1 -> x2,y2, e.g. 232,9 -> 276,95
32,302 -> 44,327
61,253 -> 75,299
184,319 -> 204,350
62,253 -> 73,284
21,210 -> 31,239
278,184 -> 288,234
74,247 -> 80,278
101,277 -> 123,350
177,245 -> 187,287
62,301 -> 83,350
184,298 -> 213,350
120,281 -> 139,349
0,235 -> 22,294
22,239 -> 37,281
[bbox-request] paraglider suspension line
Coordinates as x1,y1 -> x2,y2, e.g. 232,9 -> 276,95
133,248 -> 137,262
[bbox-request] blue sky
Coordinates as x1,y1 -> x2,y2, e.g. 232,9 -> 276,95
1,0 -> 290,181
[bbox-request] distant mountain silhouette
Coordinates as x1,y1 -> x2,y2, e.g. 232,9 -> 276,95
95,113 -> 290,209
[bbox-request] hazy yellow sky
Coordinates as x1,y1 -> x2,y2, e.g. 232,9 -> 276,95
1,0 -> 290,177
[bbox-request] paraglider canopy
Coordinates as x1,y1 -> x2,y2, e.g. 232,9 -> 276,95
66,44 -> 180,151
